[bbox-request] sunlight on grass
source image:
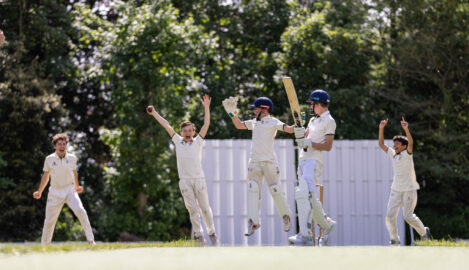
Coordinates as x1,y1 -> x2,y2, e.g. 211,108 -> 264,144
415,239 -> 469,247
0,239 -> 199,255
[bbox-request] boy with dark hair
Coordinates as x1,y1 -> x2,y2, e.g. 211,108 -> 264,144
379,117 -> 430,245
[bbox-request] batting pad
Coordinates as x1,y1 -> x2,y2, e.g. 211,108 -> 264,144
247,180 -> 261,225
295,177 -> 313,237
269,184 -> 292,218
311,192 -> 332,230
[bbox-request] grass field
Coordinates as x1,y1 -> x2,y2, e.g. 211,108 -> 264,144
1,241 -> 468,270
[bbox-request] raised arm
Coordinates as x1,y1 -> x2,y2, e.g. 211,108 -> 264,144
378,118 -> 389,152
146,105 -> 176,137
199,95 -> 211,138
33,172 -> 50,199
401,116 -> 413,154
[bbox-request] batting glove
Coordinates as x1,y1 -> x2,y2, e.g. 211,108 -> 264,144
294,127 -> 306,139
296,138 -> 312,149
222,96 -> 239,118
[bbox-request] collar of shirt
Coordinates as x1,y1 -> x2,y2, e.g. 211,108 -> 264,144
53,152 -> 69,160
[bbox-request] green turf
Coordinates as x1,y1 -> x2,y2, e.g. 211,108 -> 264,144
0,240 -> 199,254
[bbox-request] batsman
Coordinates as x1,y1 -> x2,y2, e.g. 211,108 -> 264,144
223,96 -> 297,237
284,80 -> 336,246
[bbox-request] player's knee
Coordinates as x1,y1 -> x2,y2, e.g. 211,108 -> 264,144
295,185 -> 309,200
247,180 -> 259,193
269,184 -> 282,195
403,213 -> 416,222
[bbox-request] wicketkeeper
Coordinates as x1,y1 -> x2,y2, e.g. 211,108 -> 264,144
223,96 -> 298,237
379,117 -> 430,245
288,90 -> 336,246
147,95 -> 218,246
33,133 -> 95,244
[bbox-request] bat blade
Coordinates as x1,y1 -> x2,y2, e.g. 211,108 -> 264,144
282,77 -> 304,127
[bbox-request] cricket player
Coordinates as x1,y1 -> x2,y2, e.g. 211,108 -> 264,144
288,89 -> 336,246
33,133 -> 95,244
146,94 -> 218,246
223,96 -> 298,237
379,117 -> 430,245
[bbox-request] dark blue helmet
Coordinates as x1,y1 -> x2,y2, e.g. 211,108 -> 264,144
308,89 -> 330,104
250,97 -> 273,113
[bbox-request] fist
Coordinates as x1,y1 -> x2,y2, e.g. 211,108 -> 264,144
33,191 -> 41,199
146,106 -> 153,114
379,118 -> 389,128
294,127 -> 306,139
76,186 -> 84,194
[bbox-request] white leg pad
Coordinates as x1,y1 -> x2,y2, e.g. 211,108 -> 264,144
269,184 -> 292,218
295,177 -> 312,237
310,191 -> 332,230
247,180 -> 261,225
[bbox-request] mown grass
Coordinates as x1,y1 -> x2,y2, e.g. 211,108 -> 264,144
0,239 -> 199,255
415,239 -> 469,247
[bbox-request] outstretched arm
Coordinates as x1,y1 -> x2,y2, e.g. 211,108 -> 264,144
146,106 -> 176,137
199,95 -> 211,138
223,97 -> 247,130
401,117 -> 413,154
378,118 -> 389,152
33,172 -> 50,199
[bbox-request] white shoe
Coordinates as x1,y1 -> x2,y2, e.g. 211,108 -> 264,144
420,227 -> 431,241
209,233 -> 219,246
288,233 -> 313,245
390,239 -> 400,246
318,218 -> 336,246
195,235 -> 206,246
88,240 -> 96,245
245,219 -> 260,236
283,215 -> 291,232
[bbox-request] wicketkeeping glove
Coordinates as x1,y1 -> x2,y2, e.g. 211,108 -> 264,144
296,138 -> 312,149
294,127 -> 306,139
222,96 -> 239,118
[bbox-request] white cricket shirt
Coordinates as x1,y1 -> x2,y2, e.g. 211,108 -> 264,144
43,152 -> 77,189
387,148 -> 420,191
244,116 -> 285,162
299,110 -> 336,163
172,134 -> 205,179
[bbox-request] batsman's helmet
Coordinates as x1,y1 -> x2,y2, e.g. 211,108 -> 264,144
308,89 -> 330,104
250,97 -> 273,113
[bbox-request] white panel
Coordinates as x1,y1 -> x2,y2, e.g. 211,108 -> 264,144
201,139 -> 405,246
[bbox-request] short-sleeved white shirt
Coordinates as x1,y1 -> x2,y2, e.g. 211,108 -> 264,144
387,148 -> 420,191
43,152 -> 77,189
299,111 -> 336,163
244,116 -> 285,162
172,134 -> 205,179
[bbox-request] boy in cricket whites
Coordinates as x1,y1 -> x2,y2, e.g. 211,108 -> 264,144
288,89 -> 336,246
379,117 -> 430,245
147,94 -> 218,246
223,96 -> 299,237
33,133 -> 95,244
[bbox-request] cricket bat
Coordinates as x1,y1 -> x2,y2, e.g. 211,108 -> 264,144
282,77 -> 305,127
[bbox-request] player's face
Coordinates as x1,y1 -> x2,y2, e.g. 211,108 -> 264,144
311,101 -> 323,115
54,140 -> 67,157
180,125 -> 196,142
393,140 -> 407,154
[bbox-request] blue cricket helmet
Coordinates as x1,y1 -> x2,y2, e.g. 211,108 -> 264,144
307,89 -> 330,104
250,97 -> 273,113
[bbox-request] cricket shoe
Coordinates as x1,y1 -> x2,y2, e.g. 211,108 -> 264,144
209,233 -> 219,246
318,218 -> 336,247
195,235 -> 206,246
288,233 -> 313,246
245,219 -> 260,236
420,227 -> 431,241
283,215 -> 291,232
390,239 -> 400,246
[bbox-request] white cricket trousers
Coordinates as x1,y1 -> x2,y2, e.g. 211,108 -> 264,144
386,190 -> 426,241
41,185 -> 94,244
179,178 -> 215,237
